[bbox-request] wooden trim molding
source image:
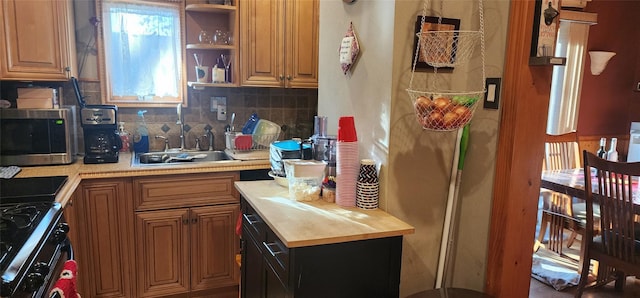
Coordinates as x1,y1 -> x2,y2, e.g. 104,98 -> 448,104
485,0 -> 555,296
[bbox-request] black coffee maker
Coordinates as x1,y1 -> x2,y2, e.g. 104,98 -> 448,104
72,77 -> 122,164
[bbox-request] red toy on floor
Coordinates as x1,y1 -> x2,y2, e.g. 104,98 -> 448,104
49,260 -> 81,298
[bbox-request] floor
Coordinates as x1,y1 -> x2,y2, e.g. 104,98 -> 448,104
528,201 -> 640,297
530,276 -> 640,297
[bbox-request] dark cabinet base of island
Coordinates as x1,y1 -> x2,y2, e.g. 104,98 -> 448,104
241,198 -> 403,298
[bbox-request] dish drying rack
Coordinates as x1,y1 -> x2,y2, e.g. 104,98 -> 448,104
224,132 -> 280,160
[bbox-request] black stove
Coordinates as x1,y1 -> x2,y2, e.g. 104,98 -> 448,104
0,176 -> 70,298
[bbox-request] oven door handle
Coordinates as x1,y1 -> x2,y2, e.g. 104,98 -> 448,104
62,238 -> 74,261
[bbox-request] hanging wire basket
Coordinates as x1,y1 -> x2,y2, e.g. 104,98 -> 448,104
407,89 -> 484,131
406,0 -> 486,132
418,30 -> 482,68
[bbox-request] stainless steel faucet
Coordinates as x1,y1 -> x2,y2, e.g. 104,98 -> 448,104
176,104 -> 186,150
155,135 -> 170,151
204,128 -> 214,151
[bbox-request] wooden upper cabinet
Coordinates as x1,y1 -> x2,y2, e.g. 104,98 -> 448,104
284,0 -> 319,88
0,0 -> 77,80
240,0 -> 318,88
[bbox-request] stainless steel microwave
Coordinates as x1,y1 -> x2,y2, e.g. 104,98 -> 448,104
0,107 -> 77,166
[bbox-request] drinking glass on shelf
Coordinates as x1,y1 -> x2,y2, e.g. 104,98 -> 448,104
225,31 -> 233,45
213,30 -> 224,45
221,54 -> 232,83
198,30 -> 211,44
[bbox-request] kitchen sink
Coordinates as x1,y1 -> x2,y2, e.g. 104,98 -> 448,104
131,150 -> 233,166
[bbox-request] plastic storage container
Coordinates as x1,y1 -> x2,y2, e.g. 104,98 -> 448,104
284,160 -> 326,201
253,119 -> 282,147
269,140 -> 312,177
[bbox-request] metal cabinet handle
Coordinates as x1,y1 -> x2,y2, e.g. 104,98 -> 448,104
263,242 -> 282,257
243,213 -> 259,225
286,75 -> 292,81
279,75 -> 285,81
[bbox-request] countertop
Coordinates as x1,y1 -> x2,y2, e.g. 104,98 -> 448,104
235,180 -> 415,248
13,152 -> 271,207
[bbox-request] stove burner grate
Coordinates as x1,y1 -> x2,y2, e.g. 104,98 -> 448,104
0,202 -> 52,271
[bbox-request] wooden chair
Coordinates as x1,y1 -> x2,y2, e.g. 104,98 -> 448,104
575,151 -> 640,297
537,132 -> 587,255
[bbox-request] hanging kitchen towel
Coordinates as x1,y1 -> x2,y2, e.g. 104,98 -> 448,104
49,260 -> 81,298
338,22 -> 360,75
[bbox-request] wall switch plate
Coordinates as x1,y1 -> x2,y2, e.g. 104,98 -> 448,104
484,78 -> 501,110
211,96 -> 227,121
210,97 -> 218,112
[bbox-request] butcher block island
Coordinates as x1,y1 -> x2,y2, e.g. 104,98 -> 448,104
235,181 -> 415,298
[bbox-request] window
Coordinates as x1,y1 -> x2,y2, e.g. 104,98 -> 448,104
98,0 -> 184,107
546,16 -> 595,134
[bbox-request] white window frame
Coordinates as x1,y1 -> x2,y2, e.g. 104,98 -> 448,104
96,0 -> 186,108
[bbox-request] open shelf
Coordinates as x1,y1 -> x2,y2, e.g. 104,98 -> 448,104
187,81 -> 237,89
185,4 -> 236,13
186,44 -> 235,50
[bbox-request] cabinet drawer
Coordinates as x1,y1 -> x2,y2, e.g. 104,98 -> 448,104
133,172 -> 239,210
262,228 -> 289,284
242,201 -> 265,242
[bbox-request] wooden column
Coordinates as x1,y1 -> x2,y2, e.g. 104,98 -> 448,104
485,0 -> 555,296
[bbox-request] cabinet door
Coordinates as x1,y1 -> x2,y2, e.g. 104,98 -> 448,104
240,0 -> 285,87
265,262 -> 288,298
190,204 -> 240,292
135,209 -> 190,297
0,0 -> 76,80
76,179 -> 134,298
284,0 -> 319,88
242,232 -> 265,298
63,189 -> 89,295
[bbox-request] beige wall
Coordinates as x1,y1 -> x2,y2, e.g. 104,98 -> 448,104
318,0 -> 509,295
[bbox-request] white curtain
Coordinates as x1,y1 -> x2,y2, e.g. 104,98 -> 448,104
546,20 -> 591,135
102,0 -> 181,99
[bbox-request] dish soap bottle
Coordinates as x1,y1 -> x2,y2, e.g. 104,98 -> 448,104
118,122 -> 131,152
133,110 -> 149,153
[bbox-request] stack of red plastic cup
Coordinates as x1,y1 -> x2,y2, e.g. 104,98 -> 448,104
336,116 -> 359,207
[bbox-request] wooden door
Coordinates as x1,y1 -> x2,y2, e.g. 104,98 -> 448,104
190,204 -> 240,292
77,179 -> 134,298
284,0 -> 319,88
135,208 -> 190,297
0,0 -> 76,80
240,0 -> 285,87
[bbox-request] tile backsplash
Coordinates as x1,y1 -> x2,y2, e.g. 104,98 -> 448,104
1,80 -> 318,152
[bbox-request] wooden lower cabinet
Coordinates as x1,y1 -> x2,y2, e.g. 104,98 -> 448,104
67,178 -> 135,298
65,172 -> 240,298
135,204 -> 240,297
134,172 -> 241,297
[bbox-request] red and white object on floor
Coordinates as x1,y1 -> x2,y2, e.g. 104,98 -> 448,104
49,260 -> 81,298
